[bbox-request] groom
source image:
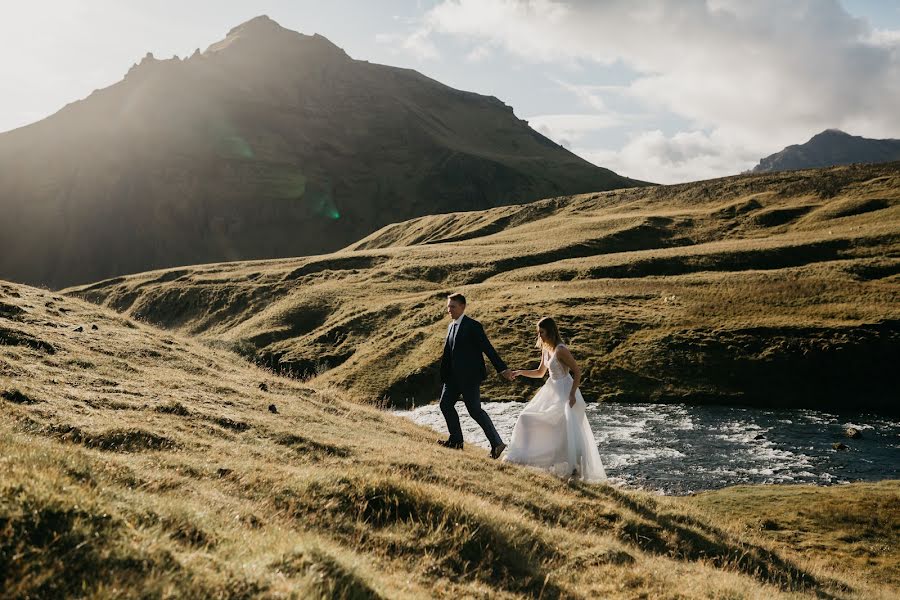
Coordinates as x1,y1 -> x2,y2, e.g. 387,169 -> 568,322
438,293 -> 512,459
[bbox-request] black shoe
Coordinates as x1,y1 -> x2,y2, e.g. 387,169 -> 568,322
490,442 -> 507,459
438,438 -> 463,450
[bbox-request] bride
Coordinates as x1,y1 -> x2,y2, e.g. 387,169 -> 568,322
503,317 -> 606,483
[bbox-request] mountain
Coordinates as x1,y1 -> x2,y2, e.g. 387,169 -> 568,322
752,129 -> 900,173
0,15 -> 643,290
69,162 -> 900,412
2,279 -> 897,597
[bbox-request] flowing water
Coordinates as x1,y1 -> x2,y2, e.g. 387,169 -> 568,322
396,402 -> 900,495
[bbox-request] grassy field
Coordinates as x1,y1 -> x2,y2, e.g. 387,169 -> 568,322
70,162 -> 900,410
2,281 -> 898,598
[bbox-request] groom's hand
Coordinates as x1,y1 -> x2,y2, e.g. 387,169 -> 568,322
501,369 -> 514,381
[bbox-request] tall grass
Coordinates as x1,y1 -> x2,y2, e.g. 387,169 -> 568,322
1,280 -> 897,598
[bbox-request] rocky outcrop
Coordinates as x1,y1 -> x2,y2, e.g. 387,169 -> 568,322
591,322 -> 900,412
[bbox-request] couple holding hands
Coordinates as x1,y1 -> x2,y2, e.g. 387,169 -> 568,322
438,293 -> 606,482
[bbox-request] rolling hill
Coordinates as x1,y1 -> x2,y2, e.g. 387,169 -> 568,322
0,15 -> 642,290
69,162 -> 900,411
2,279 -> 897,597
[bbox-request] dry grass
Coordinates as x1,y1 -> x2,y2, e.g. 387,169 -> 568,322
68,163 -> 900,410
1,280 -> 898,598
682,482 -> 900,590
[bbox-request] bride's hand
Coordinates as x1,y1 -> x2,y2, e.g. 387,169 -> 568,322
568,394 -> 576,407
511,370 -> 521,378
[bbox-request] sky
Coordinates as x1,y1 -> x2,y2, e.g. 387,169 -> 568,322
1,0 -> 899,184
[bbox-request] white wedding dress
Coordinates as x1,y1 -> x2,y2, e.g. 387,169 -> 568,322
503,345 -> 606,482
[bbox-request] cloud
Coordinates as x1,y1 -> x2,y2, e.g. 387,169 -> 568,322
867,28 -> 900,47
402,27 -> 441,60
465,45 -> 492,62
375,33 -> 399,44
376,29 -> 441,60
407,0 -> 900,181
579,129 -> 764,185
550,79 -> 607,111
527,113 -> 630,147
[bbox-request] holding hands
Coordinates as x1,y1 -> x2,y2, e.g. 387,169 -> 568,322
510,365 -> 575,406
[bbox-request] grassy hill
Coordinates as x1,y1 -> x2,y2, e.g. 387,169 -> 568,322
2,280 -> 897,598
70,162 -> 900,411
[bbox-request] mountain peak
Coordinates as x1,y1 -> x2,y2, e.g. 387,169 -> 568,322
204,15 -> 348,61
225,15 -> 286,38
812,128 -> 851,140
752,129 -> 900,173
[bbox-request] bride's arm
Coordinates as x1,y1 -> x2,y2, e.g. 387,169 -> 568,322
513,351 -> 548,379
555,346 -> 581,404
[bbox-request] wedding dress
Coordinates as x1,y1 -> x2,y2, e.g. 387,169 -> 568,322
503,345 -> 606,482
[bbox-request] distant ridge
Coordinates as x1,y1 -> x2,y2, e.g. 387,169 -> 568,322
752,129 -> 900,173
0,15 -> 644,289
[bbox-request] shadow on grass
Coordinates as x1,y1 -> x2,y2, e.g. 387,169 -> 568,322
18,419 -> 179,453
275,546 -> 383,600
576,484 -> 849,597
0,493 -> 178,598
0,326 -> 56,354
276,476 -> 568,598
272,433 -> 352,459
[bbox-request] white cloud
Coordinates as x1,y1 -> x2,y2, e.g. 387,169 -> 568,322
465,45 -> 492,62
867,28 -> 900,47
527,113 -> 629,147
402,27 -> 441,60
406,0 -> 900,182
375,33 -> 398,44
376,29 -> 441,60
579,129 -> 765,185
550,79 -> 607,111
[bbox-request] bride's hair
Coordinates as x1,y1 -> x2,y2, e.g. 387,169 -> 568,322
536,317 -> 563,351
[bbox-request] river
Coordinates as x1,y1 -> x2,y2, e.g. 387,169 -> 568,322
395,402 -> 900,494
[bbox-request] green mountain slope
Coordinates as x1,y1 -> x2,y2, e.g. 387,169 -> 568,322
0,15 -> 642,289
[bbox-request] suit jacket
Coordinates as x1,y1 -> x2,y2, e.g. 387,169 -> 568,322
440,315 -> 508,386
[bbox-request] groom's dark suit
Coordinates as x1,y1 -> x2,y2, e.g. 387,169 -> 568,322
439,314 -> 507,447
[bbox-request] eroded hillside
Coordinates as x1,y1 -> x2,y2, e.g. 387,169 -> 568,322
70,163 -> 900,410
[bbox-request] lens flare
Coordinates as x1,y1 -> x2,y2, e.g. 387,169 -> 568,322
302,178 -> 341,220
221,135 -> 254,159
210,119 -> 254,159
